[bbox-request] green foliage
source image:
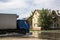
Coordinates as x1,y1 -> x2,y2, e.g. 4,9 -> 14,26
38,8 -> 52,30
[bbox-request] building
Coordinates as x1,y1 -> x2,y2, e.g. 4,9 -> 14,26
32,10 -> 41,30
50,10 -> 60,29
27,10 -> 41,30
28,9 -> 60,30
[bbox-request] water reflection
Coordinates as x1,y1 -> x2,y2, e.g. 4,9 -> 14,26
38,31 -> 60,40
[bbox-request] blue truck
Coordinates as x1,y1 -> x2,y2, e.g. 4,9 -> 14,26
0,14 -> 30,35
17,20 -> 30,34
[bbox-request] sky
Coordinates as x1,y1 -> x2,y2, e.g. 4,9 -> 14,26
0,0 -> 60,19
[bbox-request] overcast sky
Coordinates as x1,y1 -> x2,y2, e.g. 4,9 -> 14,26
0,0 -> 60,19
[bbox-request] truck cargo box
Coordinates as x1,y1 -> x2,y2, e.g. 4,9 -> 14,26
0,14 -> 17,29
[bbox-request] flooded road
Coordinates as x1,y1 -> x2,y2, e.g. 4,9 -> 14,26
0,30 -> 60,40
38,30 -> 60,40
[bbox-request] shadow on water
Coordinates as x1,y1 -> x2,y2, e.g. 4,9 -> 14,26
38,30 -> 60,40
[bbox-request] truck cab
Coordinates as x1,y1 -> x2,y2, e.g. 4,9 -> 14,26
17,20 -> 30,34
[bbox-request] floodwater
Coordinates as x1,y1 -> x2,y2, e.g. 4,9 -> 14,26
0,31 -> 60,40
38,30 -> 60,40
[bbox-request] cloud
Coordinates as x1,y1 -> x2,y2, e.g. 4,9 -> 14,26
33,0 -> 55,9
0,0 -> 59,10
0,0 -> 10,2
0,0 -> 60,19
33,0 -> 53,5
0,0 -> 34,19
51,0 -> 60,10
30,0 -> 60,10
0,0 -> 29,10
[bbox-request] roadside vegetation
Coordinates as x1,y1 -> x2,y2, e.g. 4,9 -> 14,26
38,8 -> 52,30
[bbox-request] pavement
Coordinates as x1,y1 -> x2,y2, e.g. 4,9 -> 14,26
0,32 -> 34,38
0,37 -> 47,40
0,32 -> 48,40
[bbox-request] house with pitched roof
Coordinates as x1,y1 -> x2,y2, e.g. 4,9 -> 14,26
27,9 -> 60,30
50,10 -> 60,29
32,10 -> 41,30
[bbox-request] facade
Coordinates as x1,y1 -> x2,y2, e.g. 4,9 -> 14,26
50,10 -> 60,29
28,9 -> 60,30
56,10 -> 60,28
32,10 -> 40,27
32,10 -> 60,30
32,10 -> 41,30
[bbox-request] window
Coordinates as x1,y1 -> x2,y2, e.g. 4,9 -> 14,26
34,23 -> 37,27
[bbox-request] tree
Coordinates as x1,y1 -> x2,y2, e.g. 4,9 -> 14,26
38,9 -> 52,30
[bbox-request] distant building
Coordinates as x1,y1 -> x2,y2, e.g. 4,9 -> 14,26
50,10 -> 60,29
32,10 -> 41,30
32,10 -> 40,28
27,10 -> 41,30
28,9 -> 60,30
